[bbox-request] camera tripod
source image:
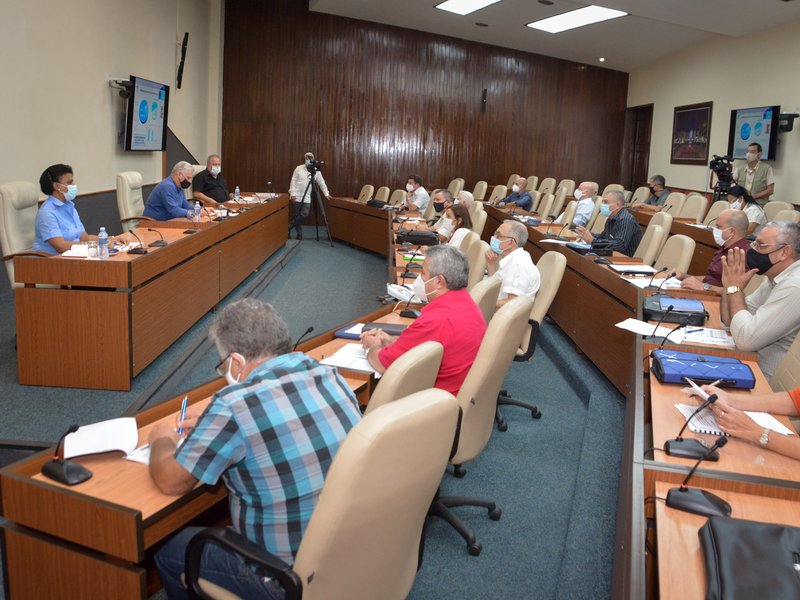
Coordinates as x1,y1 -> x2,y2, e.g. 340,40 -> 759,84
295,170 -> 333,247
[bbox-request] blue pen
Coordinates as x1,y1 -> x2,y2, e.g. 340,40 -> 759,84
177,396 -> 188,436
685,328 -> 704,334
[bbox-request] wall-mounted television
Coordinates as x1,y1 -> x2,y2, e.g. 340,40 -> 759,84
727,105 -> 780,160
124,75 -> 170,151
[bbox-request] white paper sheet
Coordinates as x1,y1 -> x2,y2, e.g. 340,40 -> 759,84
624,276 -> 682,290
682,328 -> 736,347
608,263 -> 657,275
320,344 -> 381,376
63,417 -> 139,459
675,403 -> 795,437
614,318 -> 686,343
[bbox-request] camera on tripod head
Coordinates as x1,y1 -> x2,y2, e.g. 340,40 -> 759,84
306,159 -> 324,175
709,154 -> 734,194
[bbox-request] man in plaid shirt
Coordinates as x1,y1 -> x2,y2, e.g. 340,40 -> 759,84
149,298 -> 361,599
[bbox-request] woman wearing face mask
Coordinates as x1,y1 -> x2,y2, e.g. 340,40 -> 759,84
727,184 -> 766,235
33,163 -> 97,255
438,204 -> 473,248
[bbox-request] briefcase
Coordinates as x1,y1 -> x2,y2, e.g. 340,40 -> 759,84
643,294 -> 708,326
395,229 -> 439,246
650,349 -> 755,389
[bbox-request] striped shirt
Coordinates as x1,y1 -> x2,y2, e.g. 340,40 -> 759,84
175,352 -> 361,563
592,207 -> 643,257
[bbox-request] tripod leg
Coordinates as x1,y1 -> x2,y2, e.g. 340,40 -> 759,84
313,181 -> 334,247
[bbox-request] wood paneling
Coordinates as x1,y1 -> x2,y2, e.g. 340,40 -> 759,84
221,0 -> 629,196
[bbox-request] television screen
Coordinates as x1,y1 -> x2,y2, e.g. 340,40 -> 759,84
124,75 -> 169,151
727,105 -> 780,160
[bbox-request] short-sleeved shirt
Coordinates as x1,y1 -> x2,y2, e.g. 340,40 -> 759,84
406,187 -> 430,212
192,169 -> 229,203
790,388 -> 800,414
703,237 -> 751,287
143,177 -> 194,220
175,352 -> 361,563
496,247 -> 540,302
378,288 -> 486,395
743,202 -> 767,234
33,195 -> 86,254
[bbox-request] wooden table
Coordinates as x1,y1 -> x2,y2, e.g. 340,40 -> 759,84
325,196 -> 393,257
14,197 -> 288,390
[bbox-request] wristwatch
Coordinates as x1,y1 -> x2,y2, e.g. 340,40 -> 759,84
726,286 -> 740,294
703,283 -> 711,291
759,428 -> 770,448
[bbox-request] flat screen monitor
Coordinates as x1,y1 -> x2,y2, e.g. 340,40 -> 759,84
124,75 -> 169,151
727,105 -> 780,160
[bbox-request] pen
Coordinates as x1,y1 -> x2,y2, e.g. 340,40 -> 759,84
177,396 -> 188,436
685,328 -> 704,334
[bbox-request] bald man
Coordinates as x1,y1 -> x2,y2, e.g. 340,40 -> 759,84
500,177 -> 532,211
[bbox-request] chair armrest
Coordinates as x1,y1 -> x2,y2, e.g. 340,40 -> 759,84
119,216 -> 155,224
1,251 -> 51,262
185,527 -> 302,600
514,319 -> 540,363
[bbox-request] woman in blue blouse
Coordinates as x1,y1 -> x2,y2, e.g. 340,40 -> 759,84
33,164 -> 94,254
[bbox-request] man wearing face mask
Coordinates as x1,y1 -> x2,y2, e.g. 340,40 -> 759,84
404,174 -> 430,212
720,221 -> 800,378
360,245 -> 485,395
574,190 -> 642,257
733,142 -> 774,206
192,154 -> 229,206
150,298 -> 360,599
668,209 -> 751,293
423,189 -> 455,239
643,175 -> 670,206
144,161 -> 210,221
485,219 -> 540,308
288,152 -> 332,240
554,181 -> 598,227
500,177 -> 532,211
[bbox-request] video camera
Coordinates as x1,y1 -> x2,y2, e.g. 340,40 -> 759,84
306,159 -> 324,175
709,154 -> 734,196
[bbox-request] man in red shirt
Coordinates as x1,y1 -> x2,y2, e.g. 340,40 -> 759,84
360,245 -> 486,395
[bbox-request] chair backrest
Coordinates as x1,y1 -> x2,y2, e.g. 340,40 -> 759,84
506,174 -> 519,189
623,189 -> 632,203
0,181 -> 40,286
185,164 -> 205,200
452,296 -> 534,465
678,194 -> 707,223
661,192 -> 686,215
560,200 -> 578,227
526,175 -> 538,193
538,177 -> 556,196
649,210 -> 673,254
357,185 -> 374,203
555,179 -> 576,199
587,196 -> 603,229
447,178 -> 464,197
633,223 -> 665,266
548,187 -> 567,219
116,171 -> 145,232
654,234 -> 695,273
590,210 -> 607,233
467,198 -> 483,222
773,209 -> 800,223
469,275 -> 502,325
703,200 -> 730,226
603,183 -> 624,195
537,193 -> 554,219
388,189 -> 406,206
765,201 -> 794,222
374,186 -> 390,202
471,180 -> 487,201
487,185 -> 507,204
292,389 -> 460,600
517,251 -> 566,358
458,229 -> 478,254
364,342 -> 444,416
423,189 -> 438,220
471,210 -> 487,236
630,186 -> 650,206
770,330 -> 800,392
466,240 -> 489,291
529,190 -> 542,213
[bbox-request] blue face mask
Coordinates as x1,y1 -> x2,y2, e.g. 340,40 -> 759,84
62,184 -> 78,202
490,236 -> 503,254
599,203 -> 612,217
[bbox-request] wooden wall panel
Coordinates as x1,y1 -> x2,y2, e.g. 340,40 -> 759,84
222,0 -> 629,197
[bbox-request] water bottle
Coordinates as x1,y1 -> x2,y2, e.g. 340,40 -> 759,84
98,227 -> 109,260
266,181 -> 273,199
194,201 -> 202,222
234,186 -> 241,202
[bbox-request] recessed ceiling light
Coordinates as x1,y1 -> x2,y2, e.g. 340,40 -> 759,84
598,57 -> 606,62
538,0 -> 554,4
527,5 -> 627,34
475,22 -> 489,27
435,0 -> 502,16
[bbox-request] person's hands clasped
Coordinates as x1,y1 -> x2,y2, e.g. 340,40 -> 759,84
574,225 -> 592,244
360,328 -> 393,351
721,247 -> 757,290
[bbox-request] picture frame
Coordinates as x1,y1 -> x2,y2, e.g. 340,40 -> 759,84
670,102 -> 713,165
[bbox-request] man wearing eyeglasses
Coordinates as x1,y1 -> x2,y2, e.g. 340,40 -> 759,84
720,221 -> 800,378
485,219 -> 540,309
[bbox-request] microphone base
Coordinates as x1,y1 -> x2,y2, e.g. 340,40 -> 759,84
399,309 -> 421,319
666,487 -> 731,517
148,240 -> 168,247
644,284 -> 664,290
42,459 -> 93,486
643,335 -> 677,345
128,247 -> 148,255
182,229 -> 199,235
664,438 -> 720,461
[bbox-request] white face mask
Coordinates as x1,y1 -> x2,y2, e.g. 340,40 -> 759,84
224,355 -> 242,386
210,165 -> 221,176
730,199 -> 743,210
746,152 -> 758,162
438,218 -> 454,237
574,189 -> 583,200
512,184 -> 520,193
712,227 -> 729,247
406,183 -> 415,193
413,275 -> 435,303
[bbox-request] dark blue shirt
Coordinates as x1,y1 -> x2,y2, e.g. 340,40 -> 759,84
502,191 -> 532,211
592,208 -> 643,257
143,177 -> 194,220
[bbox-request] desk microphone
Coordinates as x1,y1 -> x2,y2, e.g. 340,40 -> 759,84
706,217 -> 718,227
648,304 -> 673,338
656,318 -> 689,350
644,266 -> 669,290
554,222 -> 571,241
146,228 -> 168,247
665,436 -> 732,517
293,326 -> 315,351
663,392 -> 720,459
543,219 -> 558,238
127,230 -> 149,254
399,245 -> 423,281
663,204 -> 673,214
41,425 -> 93,486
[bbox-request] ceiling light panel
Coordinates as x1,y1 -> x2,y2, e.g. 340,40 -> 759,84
435,0 -> 502,16
527,5 -> 627,34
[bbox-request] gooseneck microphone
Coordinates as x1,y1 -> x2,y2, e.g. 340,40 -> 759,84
127,230 -> 149,254
645,266 -> 669,290
543,219 -> 558,238
666,436 -> 732,517
554,222 -> 571,240
147,228 -> 168,247
399,245 -> 423,281
41,424 -> 93,486
657,318 -> 690,350
663,393 -> 720,459
293,326 -> 315,351
649,304 -> 674,338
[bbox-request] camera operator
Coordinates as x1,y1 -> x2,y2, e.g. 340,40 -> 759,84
733,142 -> 774,206
288,152 -> 331,240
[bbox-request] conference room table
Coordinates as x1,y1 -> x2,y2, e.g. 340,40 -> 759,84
13,196 -> 289,391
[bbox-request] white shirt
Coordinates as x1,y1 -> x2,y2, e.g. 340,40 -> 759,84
555,197 -> 594,227
289,164 -> 330,204
743,202 -> 767,234
405,187 -> 429,212
495,247 -> 540,301
447,227 -> 470,250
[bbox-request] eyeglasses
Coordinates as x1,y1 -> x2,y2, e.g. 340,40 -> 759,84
493,230 -> 515,241
214,355 -> 231,377
750,240 -> 787,252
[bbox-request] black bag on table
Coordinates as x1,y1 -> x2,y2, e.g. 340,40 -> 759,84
395,229 -> 439,246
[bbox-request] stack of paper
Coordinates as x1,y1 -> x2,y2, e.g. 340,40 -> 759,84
320,344 -> 381,377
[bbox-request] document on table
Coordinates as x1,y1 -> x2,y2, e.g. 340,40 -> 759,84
63,417 -> 147,461
539,238 -> 572,245
608,263 -> 657,275
614,318 -> 686,343
674,403 -> 795,437
682,328 -> 735,347
320,343 -> 381,377
625,276 -> 682,290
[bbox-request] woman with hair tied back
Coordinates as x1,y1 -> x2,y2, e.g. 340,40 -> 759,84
33,163 -> 95,254
437,203 -> 472,248
727,184 -> 766,235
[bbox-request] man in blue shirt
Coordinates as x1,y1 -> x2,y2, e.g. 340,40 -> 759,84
33,163 -> 93,254
500,176 -> 533,211
144,161 -> 206,220
149,298 -> 361,599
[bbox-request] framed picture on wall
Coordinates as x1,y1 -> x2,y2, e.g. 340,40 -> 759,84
670,102 -> 713,165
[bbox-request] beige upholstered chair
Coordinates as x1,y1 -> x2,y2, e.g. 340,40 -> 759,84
428,296 -> 534,555
0,181 -> 50,287
536,193 -> 554,219
559,200 -> 578,227
602,183 -> 624,195
458,230 -> 478,254
765,201 -> 794,222
650,210 -> 674,254
529,190 -> 542,213
185,389 -> 460,600
364,341 -> 443,416
770,332 -> 800,392
633,223 -> 665,266
654,234 -> 695,273
374,186 -> 390,203
423,189 -> 439,220
586,196 -> 603,229
185,164 -> 206,200
590,211 -> 607,234
116,171 -> 155,232
467,198 -> 484,222
773,209 -> 800,223
623,190 -> 632,203
703,200 -> 730,226
660,192 -> 686,215
471,210 -> 487,237
538,177 -> 556,196
356,185 -> 374,204
472,180 -> 488,201
678,194 -> 707,223
388,189 -> 406,206
629,186 -> 650,206
469,275 -> 501,325
555,179 -> 575,199
505,174 -> 519,189
548,187 -> 567,219
495,252 -> 566,430
448,178 -> 464,197
526,175 -> 538,193
466,240 -> 488,291
487,185 -> 507,204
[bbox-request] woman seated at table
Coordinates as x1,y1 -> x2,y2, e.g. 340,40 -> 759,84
727,184 -> 766,235
437,203 -> 472,249
33,163 -> 95,255
703,384 -> 800,461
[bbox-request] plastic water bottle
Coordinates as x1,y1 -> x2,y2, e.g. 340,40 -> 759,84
194,201 -> 202,222
234,186 -> 241,202
98,227 -> 109,260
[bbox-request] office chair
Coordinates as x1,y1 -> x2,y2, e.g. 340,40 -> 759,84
554,178 -> 575,199
536,193 -> 554,220
458,230 -> 478,254
678,194 -> 707,223
629,186 -> 650,206
660,192 -> 686,215
0,181 -> 50,288
471,210 -> 487,237
623,189 -> 632,203
773,209 -> 800,223
654,234 -> 695,274
388,189 -> 406,206
771,332 -> 800,393
633,223 -> 665,267
602,183 -> 624,195
356,184 -> 374,203
703,200 -> 729,226
505,173 -> 519,189
526,175 -> 539,195
547,187 -> 568,220
363,341 -> 443,415
589,209 -> 607,233
185,164 -> 205,200
374,186 -> 390,203
586,196 -> 602,230
469,276 -> 502,325
764,201 -> 794,222
649,210 -> 674,252
471,180 -> 487,201
486,185 -> 507,205
185,389 -> 460,600
528,190 -> 542,213
495,252 -> 566,431
447,178 -> 464,197
423,189 -> 439,220
466,240 -> 489,291
428,296 -> 534,556
116,171 -> 155,232
467,196 -> 484,222
558,200 -> 578,227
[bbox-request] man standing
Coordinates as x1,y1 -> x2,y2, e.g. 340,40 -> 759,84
500,176 -> 533,211
144,161 -> 208,221
733,142 -> 775,205
151,298 -> 361,598
720,221 -> 800,378
644,175 -> 670,206
555,181 -> 598,227
575,190 -> 642,257
288,152 -> 331,240
404,174 -> 430,213
192,154 -> 229,206
485,219 -> 540,308
360,245 -> 486,395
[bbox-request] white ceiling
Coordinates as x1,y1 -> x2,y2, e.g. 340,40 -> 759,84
309,0 -> 800,72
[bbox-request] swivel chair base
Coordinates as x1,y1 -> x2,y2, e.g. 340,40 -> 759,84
495,389 -> 542,432
429,491 -> 502,556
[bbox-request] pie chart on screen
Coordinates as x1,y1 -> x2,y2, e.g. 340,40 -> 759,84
138,100 -> 149,124
739,122 -> 751,140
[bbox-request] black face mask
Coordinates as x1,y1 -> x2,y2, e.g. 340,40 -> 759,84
180,178 -> 192,190
745,247 -> 776,275
433,202 -> 445,213
648,186 -> 656,194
